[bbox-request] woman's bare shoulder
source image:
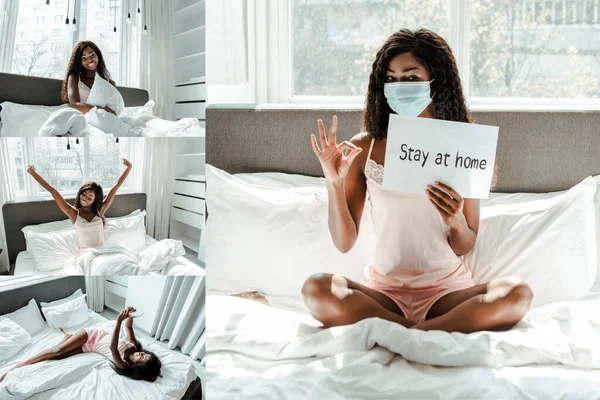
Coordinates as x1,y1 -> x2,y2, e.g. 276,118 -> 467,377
349,132 -> 372,150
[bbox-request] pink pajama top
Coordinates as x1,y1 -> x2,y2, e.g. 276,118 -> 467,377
362,138 -> 475,322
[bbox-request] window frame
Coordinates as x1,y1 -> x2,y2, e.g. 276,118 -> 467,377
210,0 -> 600,111
9,137 -> 139,201
0,0 -> 141,87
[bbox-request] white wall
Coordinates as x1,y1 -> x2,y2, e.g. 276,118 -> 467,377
125,276 -> 167,333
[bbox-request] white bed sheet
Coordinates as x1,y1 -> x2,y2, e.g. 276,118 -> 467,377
0,310 -> 196,399
206,288 -> 600,400
14,235 -> 203,276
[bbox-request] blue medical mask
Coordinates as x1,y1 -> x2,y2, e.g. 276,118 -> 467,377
384,79 -> 434,117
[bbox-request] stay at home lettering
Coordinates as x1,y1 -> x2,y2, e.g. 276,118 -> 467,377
399,143 -> 488,170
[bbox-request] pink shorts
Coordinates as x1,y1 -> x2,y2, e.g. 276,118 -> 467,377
365,263 -> 476,323
81,328 -> 109,354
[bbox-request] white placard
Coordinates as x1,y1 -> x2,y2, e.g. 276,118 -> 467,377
383,114 -> 499,199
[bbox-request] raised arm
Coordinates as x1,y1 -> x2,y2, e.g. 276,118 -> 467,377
124,313 -> 142,349
311,116 -> 367,253
27,165 -> 78,223
67,74 -> 95,114
100,158 -> 132,216
112,307 -> 135,369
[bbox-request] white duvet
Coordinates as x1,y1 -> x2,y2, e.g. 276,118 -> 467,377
0,311 -> 196,400
206,289 -> 600,399
36,107 -> 203,137
16,237 -> 203,277
30,239 -> 188,276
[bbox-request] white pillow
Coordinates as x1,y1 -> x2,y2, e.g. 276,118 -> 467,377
0,318 -> 32,361
0,102 -> 67,137
205,164 -> 375,297
22,210 -> 141,237
40,289 -> 83,309
105,210 -> 147,250
23,218 -> 73,237
593,174 -> 600,283
86,72 -> 125,115
1,299 -> 46,336
41,294 -> 89,329
464,177 -> 597,308
119,100 -> 155,118
26,229 -> 79,271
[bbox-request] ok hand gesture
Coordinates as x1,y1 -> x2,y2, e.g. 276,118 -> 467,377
311,116 -> 362,184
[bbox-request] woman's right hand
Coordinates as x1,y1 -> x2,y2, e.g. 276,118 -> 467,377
311,116 -> 362,184
117,306 -> 137,323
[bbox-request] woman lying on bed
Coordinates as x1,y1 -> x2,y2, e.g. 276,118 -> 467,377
61,40 -> 117,115
0,306 -> 161,383
303,28 -> 534,334
26,158 -> 132,250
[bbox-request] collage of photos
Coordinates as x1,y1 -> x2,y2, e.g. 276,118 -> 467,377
0,0 -> 205,398
1,0 -> 600,399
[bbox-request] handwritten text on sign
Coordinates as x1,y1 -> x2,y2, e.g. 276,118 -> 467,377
383,114 -> 499,199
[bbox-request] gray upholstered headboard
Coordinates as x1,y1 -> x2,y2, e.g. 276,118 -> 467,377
206,107 -> 600,193
2,192 -> 146,265
0,276 -> 86,316
0,72 -> 149,109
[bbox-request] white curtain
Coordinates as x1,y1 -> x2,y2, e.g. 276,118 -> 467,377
85,276 -> 105,312
207,0 -> 248,85
151,275 -> 205,360
142,139 -> 175,240
0,139 -> 14,273
138,0 -> 174,120
0,0 -> 17,73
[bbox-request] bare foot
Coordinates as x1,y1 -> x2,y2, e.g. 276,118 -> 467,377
56,328 -> 73,345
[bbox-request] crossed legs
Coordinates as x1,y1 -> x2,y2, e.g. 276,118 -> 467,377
301,273 -> 533,333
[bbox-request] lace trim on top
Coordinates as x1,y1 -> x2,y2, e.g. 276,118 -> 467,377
365,158 -> 384,185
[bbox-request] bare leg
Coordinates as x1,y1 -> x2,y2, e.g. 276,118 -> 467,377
13,329 -> 88,369
0,329 -> 88,383
301,273 -> 414,328
412,277 -> 533,333
56,328 -> 73,346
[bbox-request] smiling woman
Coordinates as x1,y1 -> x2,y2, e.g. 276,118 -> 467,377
63,41 -> 117,115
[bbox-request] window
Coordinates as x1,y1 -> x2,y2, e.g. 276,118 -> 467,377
82,0 -> 122,83
213,0 -> 600,106
470,0 -> 600,98
8,0 -> 123,83
291,0 -> 450,97
6,138 -> 138,199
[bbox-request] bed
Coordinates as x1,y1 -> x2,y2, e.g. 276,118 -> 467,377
2,193 -> 203,276
204,106 -> 600,399
0,277 -> 201,399
0,72 -> 203,137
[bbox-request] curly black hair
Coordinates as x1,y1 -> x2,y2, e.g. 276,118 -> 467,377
61,41 -> 112,103
75,182 -> 104,221
113,349 -> 162,382
363,28 -> 471,140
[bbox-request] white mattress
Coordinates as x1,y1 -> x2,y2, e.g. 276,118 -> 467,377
14,235 -> 203,276
206,287 -> 600,399
0,310 -> 196,399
